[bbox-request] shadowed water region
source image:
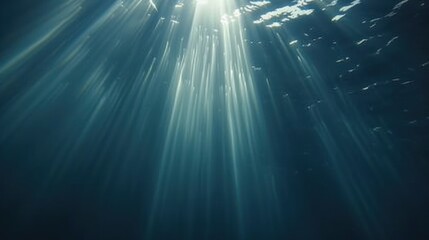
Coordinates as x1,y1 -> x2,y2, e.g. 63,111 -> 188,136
1,0 -> 429,239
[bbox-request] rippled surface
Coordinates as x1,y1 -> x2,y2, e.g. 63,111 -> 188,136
1,0 -> 428,239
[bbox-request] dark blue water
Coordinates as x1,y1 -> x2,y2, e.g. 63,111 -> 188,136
1,1 -> 429,239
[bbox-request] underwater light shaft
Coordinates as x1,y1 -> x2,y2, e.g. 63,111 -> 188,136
146,0 -> 280,238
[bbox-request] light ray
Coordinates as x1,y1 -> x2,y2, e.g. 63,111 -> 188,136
145,0 -> 280,237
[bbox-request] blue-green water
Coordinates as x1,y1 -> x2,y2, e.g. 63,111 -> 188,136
1,0 -> 428,239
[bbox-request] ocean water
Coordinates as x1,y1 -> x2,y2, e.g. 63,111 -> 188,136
0,0 -> 428,239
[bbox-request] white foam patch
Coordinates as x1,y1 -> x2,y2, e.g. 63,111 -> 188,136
339,0 -> 361,12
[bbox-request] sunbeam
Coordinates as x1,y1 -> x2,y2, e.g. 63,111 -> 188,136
145,1 -> 280,238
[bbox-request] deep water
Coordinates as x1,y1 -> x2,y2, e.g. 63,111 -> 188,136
1,1 -> 429,240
